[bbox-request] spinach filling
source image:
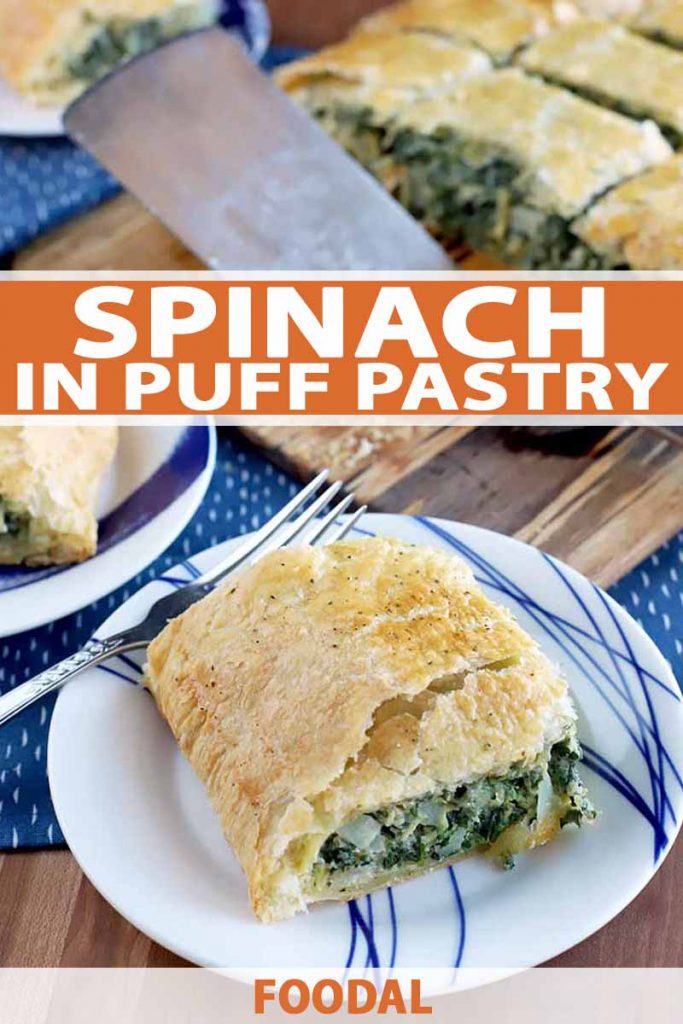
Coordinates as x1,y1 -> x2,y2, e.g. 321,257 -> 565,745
308,103 -> 612,269
0,499 -> 29,540
548,738 -> 596,827
311,103 -> 390,178
67,18 -> 168,81
386,127 -> 610,269
314,740 -> 594,885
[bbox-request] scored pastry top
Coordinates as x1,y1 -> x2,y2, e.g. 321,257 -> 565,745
276,28 -> 492,99
519,17 -> 683,141
629,0 -> 683,47
390,69 -> 672,218
355,0 -> 564,62
574,154 -> 683,268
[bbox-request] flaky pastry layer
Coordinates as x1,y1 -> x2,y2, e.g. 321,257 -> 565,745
0,425 -> 118,565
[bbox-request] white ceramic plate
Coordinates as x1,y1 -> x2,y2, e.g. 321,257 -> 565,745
0,77 -> 64,137
0,419 -> 216,637
0,2 -> 271,138
48,514 -> 683,992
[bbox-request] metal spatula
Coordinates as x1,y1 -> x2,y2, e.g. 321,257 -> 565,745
64,28 -> 453,271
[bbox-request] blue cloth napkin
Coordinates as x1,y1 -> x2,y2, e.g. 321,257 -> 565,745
0,428 -> 681,850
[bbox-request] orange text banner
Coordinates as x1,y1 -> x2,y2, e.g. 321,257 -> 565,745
0,274 -> 681,419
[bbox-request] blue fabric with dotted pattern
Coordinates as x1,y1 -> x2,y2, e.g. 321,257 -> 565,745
0,429 -> 681,850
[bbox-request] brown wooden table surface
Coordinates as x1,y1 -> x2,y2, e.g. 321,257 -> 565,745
1,0 -> 682,971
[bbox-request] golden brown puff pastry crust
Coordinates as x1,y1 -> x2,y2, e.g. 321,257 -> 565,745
573,153 -> 683,268
519,18 -> 683,142
355,0 -> 573,63
567,0 -> 644,16
0,0 -> 218,105
392,68 -> 671,218
0,425 -> 118,565
145,536 -> 578,922
276,29 -> 491,100
629,0 -> 683,47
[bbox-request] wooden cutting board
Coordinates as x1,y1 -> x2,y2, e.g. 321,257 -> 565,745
13,192 -> 503,271
239,424 -> 683,588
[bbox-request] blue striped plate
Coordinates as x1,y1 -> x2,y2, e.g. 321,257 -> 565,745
0,420 -> 216,637
48,513 -> 683,993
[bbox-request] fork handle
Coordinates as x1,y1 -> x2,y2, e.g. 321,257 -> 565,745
0,635 -> 131,729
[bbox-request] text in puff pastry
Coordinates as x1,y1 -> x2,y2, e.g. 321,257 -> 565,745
0,426 -> 118,566
145,537 -> 594,923
0,0 -> 219,106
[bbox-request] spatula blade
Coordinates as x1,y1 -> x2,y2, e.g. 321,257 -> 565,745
65,29 -> 454,271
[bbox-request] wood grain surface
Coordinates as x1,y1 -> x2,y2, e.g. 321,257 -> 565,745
2,0 -> 682,975
242,424 -> 683,588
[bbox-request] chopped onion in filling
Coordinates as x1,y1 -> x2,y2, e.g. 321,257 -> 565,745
312,739 -> 594,889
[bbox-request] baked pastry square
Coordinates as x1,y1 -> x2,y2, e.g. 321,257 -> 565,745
573,154 -> 683,268
277,29 -> 492,104
628,1 -> 683,49
571,0 -> 683,46
566,0 -> 644,17
355,0 -> 567,64
378,69 -> 671,267
277,30 -> 491,184
519,17 -> 683,145
0,0 -> 220,106
145,536 -> 594,923
0,426 -> 118,566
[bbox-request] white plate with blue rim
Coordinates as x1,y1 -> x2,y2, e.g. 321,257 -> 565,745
0,0 -> 270,137
48,513 -> 683,994
0,417 -> 216,638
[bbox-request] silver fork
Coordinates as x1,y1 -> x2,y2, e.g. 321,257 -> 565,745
0,470 -> 365,729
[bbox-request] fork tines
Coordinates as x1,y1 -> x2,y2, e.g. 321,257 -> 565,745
196,470 -> 366,590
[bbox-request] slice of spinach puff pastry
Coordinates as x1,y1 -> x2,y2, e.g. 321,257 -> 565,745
145,536 -> 595,923
276,29 -> 492,179
0,426 -> 118,566
0,0 -> 219,106
365,69 -> 670,267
